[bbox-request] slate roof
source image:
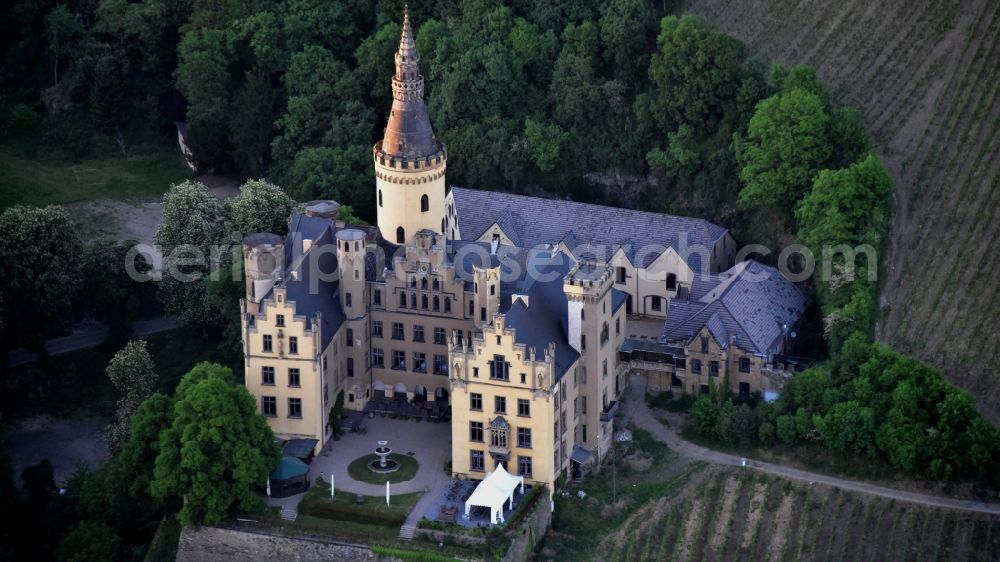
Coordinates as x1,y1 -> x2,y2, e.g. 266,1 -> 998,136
660,260 -> 806,356
450,187 -> 729,270
254,214 -> 346,350
502,259 -> 580,384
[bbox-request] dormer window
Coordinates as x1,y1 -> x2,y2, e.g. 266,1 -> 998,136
489,355 -> 509,381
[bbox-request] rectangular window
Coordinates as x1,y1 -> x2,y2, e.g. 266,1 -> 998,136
651,296 -> 662,311
346,328 -> 354,347
740,357 -> 752,373
262,366 -> 275,385
560,411 -> 566,434
373,289 -> 382,306
489,355 -> 509,381
691,359 -> 702,374
582,424 -> 588,443
518,456 -> 532,477
262,396 -> 276,416
288,398 -> 302,418
323,384 -> 329,406
480,307 -> 486,322
517,399 -> 530,417
473,367 -> 479,378
276,314 -> 285,327
289,336 -> 298,354
346,292 -> 352,307
413,352 -> 426,373
469,421 -> 484,442
470,450 -> 485,472
392,350 -> 406,371
701,336 -> 709,354
413,325 -> 425,342
392,322 -> 404,340
581,396 -> 587,414
495,396 -> 507,414
616,317 -> 620,335
433,354 -> 448,375
581,334 -> 586,351
433,327 -> 447,345
347,357 -> 355,377
709,361 -> 719,377
616,267 -> 626,284
470,393 -> 482,411
372,348 -> 385,368
263,334 -> 273,352
288,368 -> 300,387
517,427 -> 532,448
372,321 -> 383,338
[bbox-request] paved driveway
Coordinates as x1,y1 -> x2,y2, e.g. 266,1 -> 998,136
6,416 -> 108,486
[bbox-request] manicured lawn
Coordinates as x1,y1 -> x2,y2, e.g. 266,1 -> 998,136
347,453 -> 419,484
301,484 -> 421,520
0,131 -> 191,210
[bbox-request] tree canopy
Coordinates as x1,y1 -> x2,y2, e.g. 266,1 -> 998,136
151,362 -> 280,525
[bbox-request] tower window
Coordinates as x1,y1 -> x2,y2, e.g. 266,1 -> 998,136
396,226 -> 405,243
421,194 -> 429,212
378,190 -> 383,207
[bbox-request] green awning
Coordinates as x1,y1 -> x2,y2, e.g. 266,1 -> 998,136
270,456 -> 309,481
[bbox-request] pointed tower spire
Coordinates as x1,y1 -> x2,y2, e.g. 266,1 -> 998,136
380,4 -> 439,160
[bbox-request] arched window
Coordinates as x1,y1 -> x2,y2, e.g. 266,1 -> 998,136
420,278 -> 428,290
666,273 -> 677,291
411,293 -> 417,309
421,295 -> 428,309
400,293 -> 407,307
421,194 -> 429,212
396,226 -> 405,244
378,190 -> 383,207
432,279 -> 440,291
433,296 -> 440,311
441,219 -> 445,232
444,298 -> 451,313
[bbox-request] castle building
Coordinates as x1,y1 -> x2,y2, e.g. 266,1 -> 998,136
239,7 -> 805,491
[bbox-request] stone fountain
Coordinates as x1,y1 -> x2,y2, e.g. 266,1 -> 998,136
369,439 -> 400,473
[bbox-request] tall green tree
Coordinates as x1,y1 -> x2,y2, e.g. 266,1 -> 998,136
104,340 -> 159,454
0,205 -> 82,353
176,28 -> 233,170
155,181 -> 228,327
78,240 -> 148,340
228,69 -> 276,178
736,88 -> 831,212
151,363 -> 281,525
228,179 -> 297,237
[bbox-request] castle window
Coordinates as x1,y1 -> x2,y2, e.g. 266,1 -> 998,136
262,396 -> 276,417
276,314 -> 285,327
411,293 -> 418,308
444,298 -> 451,313
421,277 -> 428,290
421,194 -> 429,212
701,336 -> 709,354
396,226 -> 405,243
433,279 -> 440,291
378,190 -> 383,207
289,336 -> 298,354
740,357 -> 752,373
490,284 -> 495,296
616,267 -> 626,284
262,366 -> 275,386
433,296 -> 440,311
288,398 -> 302,418
373,290 -> 382,306
666,273 -> 677,291
651,296 -> 662,311
263,335 -> 273,352
288,368 -> 300,387
400,293 -> 407,307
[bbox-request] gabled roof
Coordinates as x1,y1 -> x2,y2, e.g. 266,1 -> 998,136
503,259 -> 580,384
450,187 -> 729,270
660,260 -> 806,356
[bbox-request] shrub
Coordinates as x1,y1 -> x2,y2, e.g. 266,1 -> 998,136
7,103 -> 41,133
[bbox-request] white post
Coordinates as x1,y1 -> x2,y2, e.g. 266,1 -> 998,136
266,477 -> 271,497
386,480 -> 390,505
331,473 -> 335,497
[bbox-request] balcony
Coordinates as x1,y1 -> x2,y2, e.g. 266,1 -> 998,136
600,400 -> 619,422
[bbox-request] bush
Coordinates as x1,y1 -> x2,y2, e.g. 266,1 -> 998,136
7,103 -> 41,134
369,545 -> 458,562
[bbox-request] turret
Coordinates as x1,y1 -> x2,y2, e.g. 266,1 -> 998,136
472,259 -> 500,329
335,229 -> 367,316
242,233 -> 284,307
374,5 -> 448,245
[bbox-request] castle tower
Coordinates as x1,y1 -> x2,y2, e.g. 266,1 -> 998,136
472,260 -> 500,329
336,228 -> 370,409
374,5 -> 447,245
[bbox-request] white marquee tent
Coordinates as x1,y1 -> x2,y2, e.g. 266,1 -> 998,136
463,463 -> 525,524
